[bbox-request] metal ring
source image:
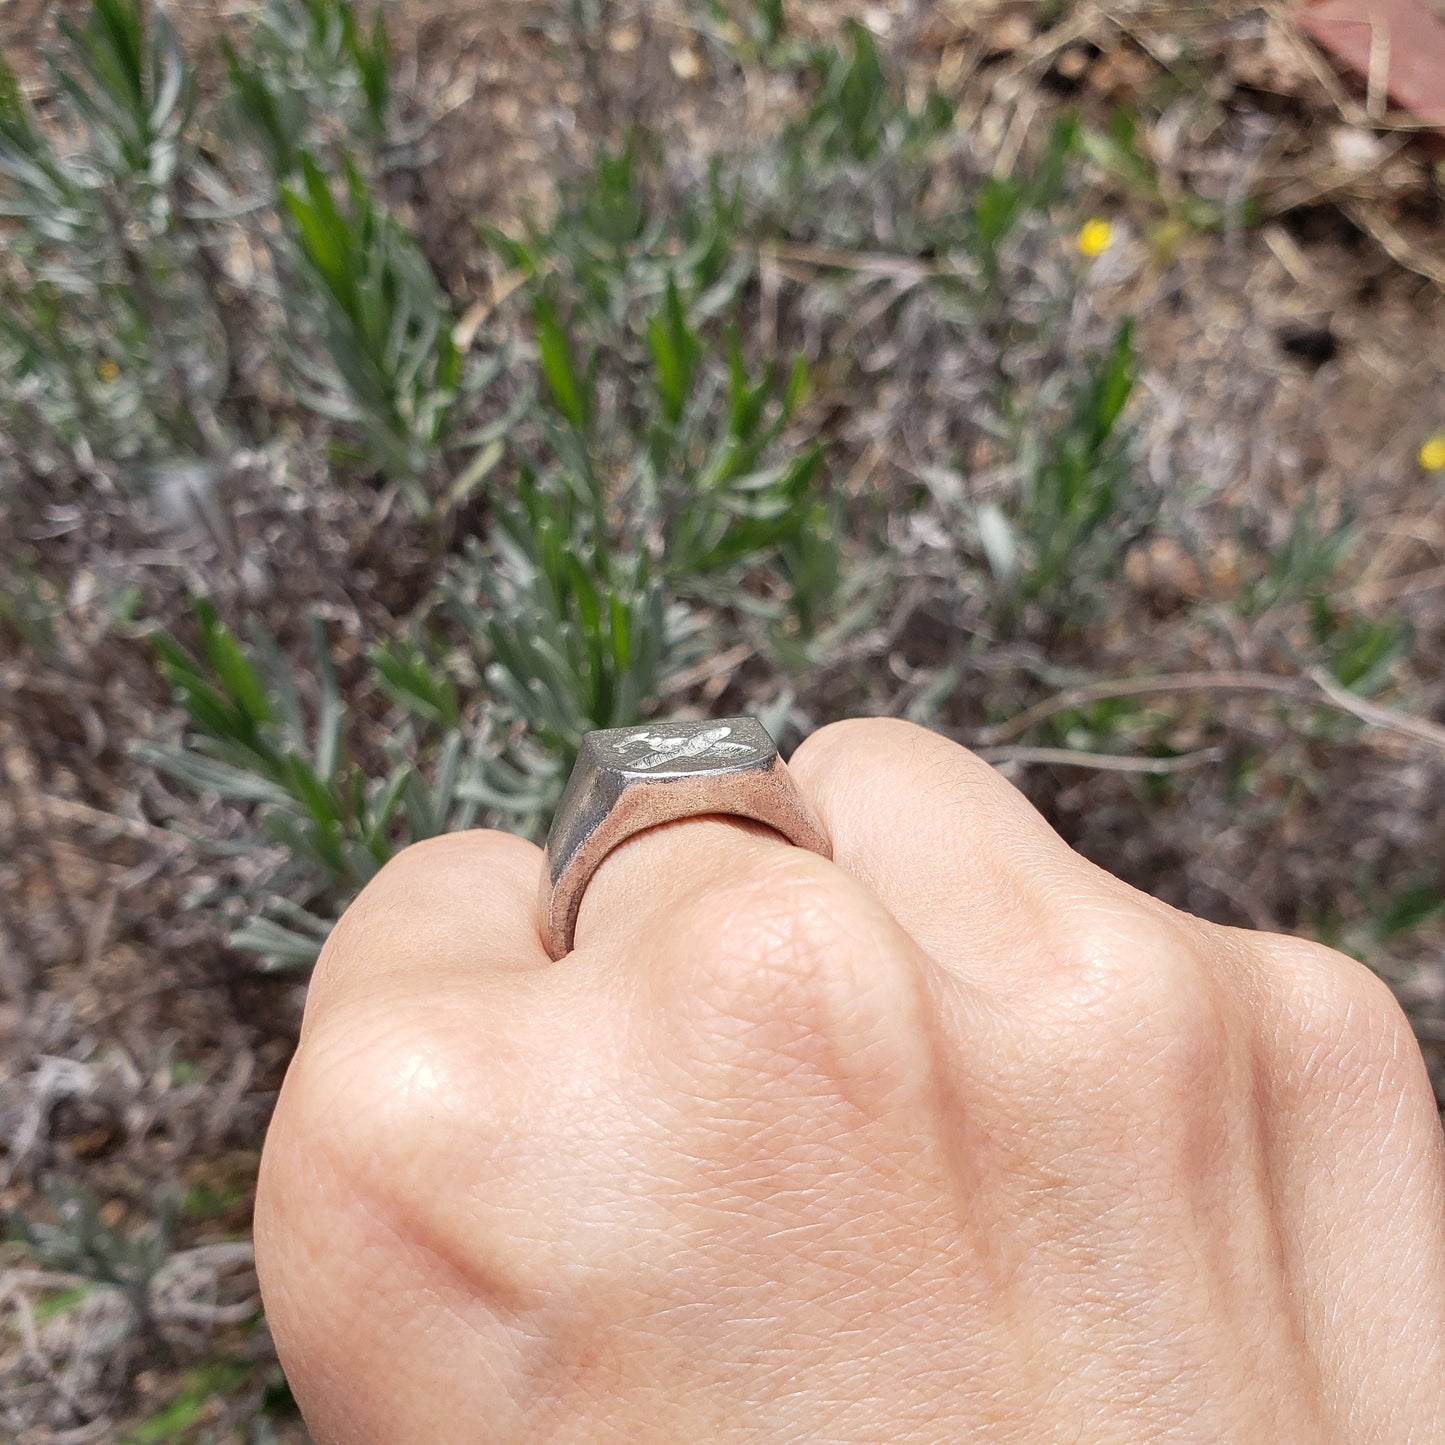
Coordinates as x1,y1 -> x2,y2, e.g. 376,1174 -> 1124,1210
538,716 -> 831,960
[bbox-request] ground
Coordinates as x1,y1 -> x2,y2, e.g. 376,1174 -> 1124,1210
2,0 -> 1443,1439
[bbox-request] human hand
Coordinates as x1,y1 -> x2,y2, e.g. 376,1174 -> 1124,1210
254,719 -> 1445,1443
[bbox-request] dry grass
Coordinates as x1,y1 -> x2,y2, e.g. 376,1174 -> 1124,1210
2,0 -> 1443,1437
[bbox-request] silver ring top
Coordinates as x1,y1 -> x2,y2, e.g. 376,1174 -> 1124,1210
538,717 -> 830,959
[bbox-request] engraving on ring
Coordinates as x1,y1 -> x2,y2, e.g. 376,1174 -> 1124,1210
614,724 -> 755,771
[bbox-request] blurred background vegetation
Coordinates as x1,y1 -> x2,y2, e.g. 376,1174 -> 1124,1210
2,0 -> 1443,1436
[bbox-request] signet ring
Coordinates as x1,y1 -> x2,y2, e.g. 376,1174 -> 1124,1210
538,717 -> 832,960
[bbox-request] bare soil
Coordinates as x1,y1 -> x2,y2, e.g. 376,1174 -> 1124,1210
2,1 -> 1443,1438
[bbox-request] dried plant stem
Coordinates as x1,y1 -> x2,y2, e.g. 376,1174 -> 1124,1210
975,744 -> 1226,774
1304,667 -> 1445,752
1341,200 -> 1445,291
668,642 -> 755,693
762,240 -> 941,279
975,669 -> 1445,755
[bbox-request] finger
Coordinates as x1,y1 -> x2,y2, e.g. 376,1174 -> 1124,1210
302,828 -> 549,1033
571,814 -> 799,958
785,717 -> 1161,981
567,803 -> 979,1105
1229,928 -> 1445,1437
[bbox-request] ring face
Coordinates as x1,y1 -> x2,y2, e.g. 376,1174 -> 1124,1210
591,719 -> 774,775
538,716 -> 830,960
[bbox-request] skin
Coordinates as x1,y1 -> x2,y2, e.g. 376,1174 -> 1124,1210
254,718 -> 1445,1443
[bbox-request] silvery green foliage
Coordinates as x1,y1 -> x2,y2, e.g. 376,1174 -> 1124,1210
748,29 -> 1156,629
493,143 -> 846,638
0,0 -> 224,478
224,0 -> 469,505
435,143 -> 856,823
277,156 -> 463,503
137,8 -> 1157,981
225,0 -> 390,174
140,602 -> 490,969
1,0 -> 457,511
141,137 -> 854,968
6,1181 -> 177,1338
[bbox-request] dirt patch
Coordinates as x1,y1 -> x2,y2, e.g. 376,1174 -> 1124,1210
3,1 -> 1444,1438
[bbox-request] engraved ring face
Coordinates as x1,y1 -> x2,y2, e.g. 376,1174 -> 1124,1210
600,722 -> 758,771
538,716 -> 831,960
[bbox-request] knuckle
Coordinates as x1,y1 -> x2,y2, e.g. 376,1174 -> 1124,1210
307,827 -> 529,999
277,1003 -> 461,1199
793,716 -> 1015,810
792,714 -> 929,762
283,982 -> 547,1239
680,849 -> 863,972
1032,900 -> 1196,1023
663,853 -> 927,1100
258,997 -> 553,1330
1256,934 -> 1427,1110
307,893 -> 369,999
1026,902 -> 1232,1099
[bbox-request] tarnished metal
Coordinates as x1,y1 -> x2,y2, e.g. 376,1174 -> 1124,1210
538,717 -> 831,960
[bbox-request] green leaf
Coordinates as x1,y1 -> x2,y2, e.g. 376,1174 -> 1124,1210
151,632 -> 259,751
974,174 -> 1023,250
370,638 -> 461,729
1029,111 -> 1080,209
32,1284 -> 95,1323
534,294 -> 588,429
1378,884 -> 1445,939
608,591 -> 632,672
645,274 -> 701,427
751,0 -> 786,46
1090,320 -> 1136,443
837,21 -> 886,160
342,2 -> 390,128
364,764 -> 414,855
195,599 -> 272,725
782,355 -> 810,419
124,1362 -> 252,1443
86,0 -> 147,115
223,37 -> 300,176
227,916 -> 327,969
284,153 -> 359,317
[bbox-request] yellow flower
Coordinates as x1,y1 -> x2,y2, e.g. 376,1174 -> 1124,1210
96,358 -> 120,383
1419,435 -> 1445,472
1076,218 -> 1115,258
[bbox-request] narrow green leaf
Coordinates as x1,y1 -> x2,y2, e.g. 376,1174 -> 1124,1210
195,600 -> 272,725
533,295 -> 588,429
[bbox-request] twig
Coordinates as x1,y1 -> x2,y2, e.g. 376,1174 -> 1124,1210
974,669 -> 1445,755
833,274 -> 928,358
999,7 -> 1097,86
975,670 -> 1312,744
1359,564 -> 1445,604
1264,1 -> 1372,129
668,642 -> 754,694
1305,667 -> 1445,752
1365,14 -> 1390,122
34,794 -> 183,849
45,1421 -> 116,1444
975,744 -> 1226,774
1190,861 -> 1277,932
1262,223 -> 1319,289
1341,199 -> 1445,290
0,1269 -> 94,1299
762,241 -> 942,280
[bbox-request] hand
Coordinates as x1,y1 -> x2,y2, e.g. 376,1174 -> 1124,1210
254,719 -> 1445,1443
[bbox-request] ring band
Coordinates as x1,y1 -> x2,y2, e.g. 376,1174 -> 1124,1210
538,716 -> 831,960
